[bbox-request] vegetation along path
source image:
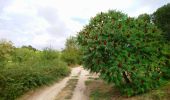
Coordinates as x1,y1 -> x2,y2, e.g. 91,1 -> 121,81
19,66 -> 93,100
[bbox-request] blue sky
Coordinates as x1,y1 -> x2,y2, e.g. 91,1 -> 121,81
0,0 -> 169,50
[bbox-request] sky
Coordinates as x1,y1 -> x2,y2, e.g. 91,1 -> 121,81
0,0 -> 169,50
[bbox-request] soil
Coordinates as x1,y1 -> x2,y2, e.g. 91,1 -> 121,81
18,66 -> 94,100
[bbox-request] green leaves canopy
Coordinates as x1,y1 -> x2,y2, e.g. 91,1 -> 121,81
153,3 -> 170,40
77,10 -> 168,96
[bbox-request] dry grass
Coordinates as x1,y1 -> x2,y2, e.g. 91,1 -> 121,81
85,79 -> 170,100
55,78 -> 78,100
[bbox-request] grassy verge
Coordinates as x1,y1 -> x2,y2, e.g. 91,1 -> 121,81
0,59 -> 70,100
55,78 -> 78,100
85,79 -> 170,100
0,38 -> 79,100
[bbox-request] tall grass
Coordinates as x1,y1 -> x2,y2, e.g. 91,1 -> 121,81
0,46 -> 70,100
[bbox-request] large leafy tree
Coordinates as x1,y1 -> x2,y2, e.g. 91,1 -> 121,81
152,3 -> 170,40
77,10 -> 168,96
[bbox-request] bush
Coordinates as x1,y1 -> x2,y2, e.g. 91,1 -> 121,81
12,48 -> 39,63
77,10 -> 168,96
0,44 -> 70,100
161,43 -> 170,79
0,40 -> 14,67
61,49 -> 82,66
0,62 -> 70,100
42,48 -> 60,61
61,36 -> 82,66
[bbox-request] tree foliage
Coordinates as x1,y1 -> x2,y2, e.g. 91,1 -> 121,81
138,13 -> 151,23
22,45 -> 37,51
61,36 -> 82,66
0,40 -> 70,100
152,3 -> 170,40
152,3 -> 170,79
77,10 -> 168,96
0,40 -> 14,67
65,36 -> 79,50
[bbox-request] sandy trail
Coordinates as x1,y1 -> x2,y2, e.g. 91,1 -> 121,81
71,67 -> 89,100
19,67 -> 82,100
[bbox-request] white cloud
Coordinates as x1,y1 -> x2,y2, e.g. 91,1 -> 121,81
0,0 -> 169,50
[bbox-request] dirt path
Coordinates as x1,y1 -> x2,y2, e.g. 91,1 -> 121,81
71,67 -> 89,100
19,67 -> 82,100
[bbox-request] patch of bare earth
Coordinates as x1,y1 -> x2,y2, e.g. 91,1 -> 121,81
19,67 -> 105,100
85,79 -> 170,100
55,78 -> 78,100
71,67 -> 90,100
18,67 -> 82,100
55,67 -> 99,100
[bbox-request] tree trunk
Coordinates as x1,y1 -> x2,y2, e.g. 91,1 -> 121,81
123,71 -> 131,83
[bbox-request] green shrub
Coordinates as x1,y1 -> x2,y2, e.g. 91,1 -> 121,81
77,10 -> 168,96
0,43 -> 70,100
0,40 -> 14,67
12,48 -> 39,63
61,36 -> 82,66
161,43 -> 170,79
152,3 -> 170,40
42,48 -> 60,61
61,49 -> 80,65
0,60 -> 70,100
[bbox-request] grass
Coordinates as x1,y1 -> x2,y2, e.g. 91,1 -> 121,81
0,48 -> 71,100
85,80 -> 115,100
0,61 -> 71,100
85,79 -> 170,100
88,77 -> 99,80
133,81 -> 170,100
55,78 -> 78,100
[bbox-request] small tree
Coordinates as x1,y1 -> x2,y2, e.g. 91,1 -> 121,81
61,37 -> 82,66
77,10 -> 167,96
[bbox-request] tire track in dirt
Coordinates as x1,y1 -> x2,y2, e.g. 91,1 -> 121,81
71,67 -> 89,100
